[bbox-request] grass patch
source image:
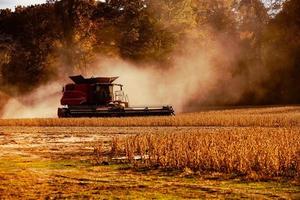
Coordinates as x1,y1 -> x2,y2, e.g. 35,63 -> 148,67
0,154 -> 299,199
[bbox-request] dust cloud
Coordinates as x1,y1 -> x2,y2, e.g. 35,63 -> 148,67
0,43 -> 259,118
1,82 -> 61,118
0,36 -> 269,118
88,51 -> 214,113
0,40 -> 270,119
0,47 -> 215,118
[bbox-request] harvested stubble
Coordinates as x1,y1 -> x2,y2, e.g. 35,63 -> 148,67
0,108 -> 300,127
100,128 -> 300,179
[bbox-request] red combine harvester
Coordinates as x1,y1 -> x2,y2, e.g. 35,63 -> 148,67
58,75 -> 174,117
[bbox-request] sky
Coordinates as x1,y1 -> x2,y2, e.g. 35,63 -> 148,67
0,0 -> 46,10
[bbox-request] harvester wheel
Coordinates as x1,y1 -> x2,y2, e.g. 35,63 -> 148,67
58,108 -> 71,118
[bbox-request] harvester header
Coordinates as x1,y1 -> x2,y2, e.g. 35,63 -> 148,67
58,75 -> 174,117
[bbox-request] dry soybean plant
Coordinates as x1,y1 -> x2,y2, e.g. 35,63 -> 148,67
97,128 -> 300,179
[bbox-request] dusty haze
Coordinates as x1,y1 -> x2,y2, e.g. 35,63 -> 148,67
0,38 -> 270,118
1,83 -> 62,118
1,47 -> 215,118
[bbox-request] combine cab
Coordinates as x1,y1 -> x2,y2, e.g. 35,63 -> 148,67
58,75 -> 174,118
